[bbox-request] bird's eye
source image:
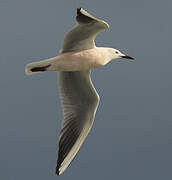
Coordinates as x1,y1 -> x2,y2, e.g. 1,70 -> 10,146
115,51 -> 119,54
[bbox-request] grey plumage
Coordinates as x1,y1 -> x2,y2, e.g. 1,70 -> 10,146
56,71 -> 99,175
61,8 -> 109,53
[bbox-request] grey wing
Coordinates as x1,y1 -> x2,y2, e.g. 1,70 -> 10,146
56,70 -> 99,175
61,8 -> 109,53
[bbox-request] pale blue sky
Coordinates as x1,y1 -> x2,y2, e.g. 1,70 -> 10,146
0,0 -> 171,179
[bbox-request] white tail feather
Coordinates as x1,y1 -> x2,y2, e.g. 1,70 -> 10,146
25,56 -> 59,75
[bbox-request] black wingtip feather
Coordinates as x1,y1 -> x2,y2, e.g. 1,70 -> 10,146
77,7 -> 82,14
55,168 -> 60,176
76,7 -> 95,24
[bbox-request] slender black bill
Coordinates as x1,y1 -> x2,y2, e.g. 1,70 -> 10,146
121,55 -> 135,60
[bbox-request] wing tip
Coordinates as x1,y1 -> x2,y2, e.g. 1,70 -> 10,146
76,7 -> 109,28
56,163 -> 63,176
76,7 -> 95,24
76,7 -> 87,18
56,164 -> 65,176
55,169 -> 61,176
77,7 -> 82,14
55,170 -> 60,176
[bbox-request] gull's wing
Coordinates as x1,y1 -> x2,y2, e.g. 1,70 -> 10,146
60,8 -> 109,53
56,70 -> 99,175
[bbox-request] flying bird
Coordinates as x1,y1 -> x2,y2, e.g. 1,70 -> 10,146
25,8 -> 134,175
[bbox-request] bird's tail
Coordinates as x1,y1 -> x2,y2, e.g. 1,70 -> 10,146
25,56 -> 58,75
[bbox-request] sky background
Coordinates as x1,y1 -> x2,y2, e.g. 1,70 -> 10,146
0,0 -> 171,179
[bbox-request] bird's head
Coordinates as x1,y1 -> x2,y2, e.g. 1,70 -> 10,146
111,48 -> 134,61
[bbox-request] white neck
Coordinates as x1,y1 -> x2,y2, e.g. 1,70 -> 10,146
96,47 -> 119,65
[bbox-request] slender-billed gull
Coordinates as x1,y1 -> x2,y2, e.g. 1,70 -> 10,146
25,8 -> 134,175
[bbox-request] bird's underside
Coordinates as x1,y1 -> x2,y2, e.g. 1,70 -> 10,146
56,8 -> 109,175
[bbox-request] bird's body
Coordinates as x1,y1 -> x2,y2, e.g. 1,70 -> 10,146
26,47 -> 117,74
25,8 -> 134,175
